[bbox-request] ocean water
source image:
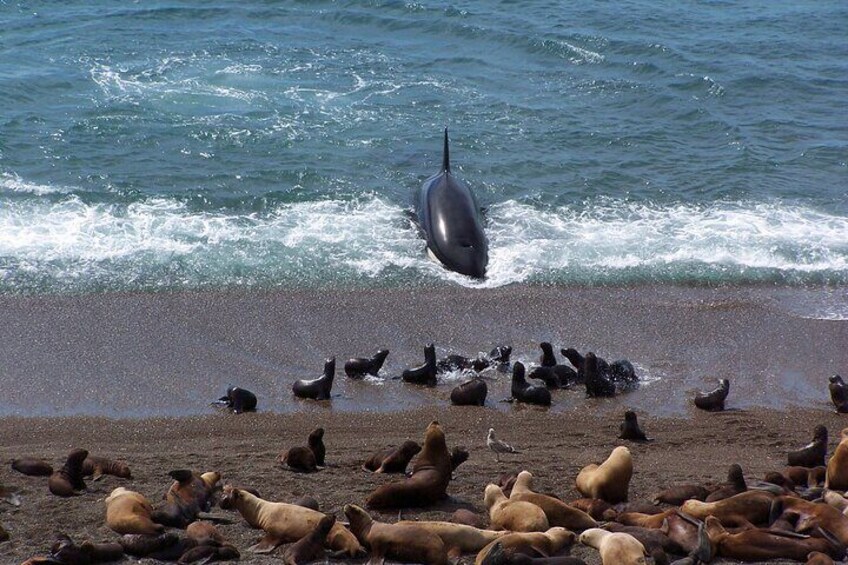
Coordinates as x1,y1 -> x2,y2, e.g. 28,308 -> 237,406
2,0 -> 847,295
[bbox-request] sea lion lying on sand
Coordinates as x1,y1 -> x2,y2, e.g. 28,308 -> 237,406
485,484 -> 549,532
475,528 -> 576,565
345,503 -> 448,565
362,441 -> 421,473
82,456 -> 132,481
105,487 -> 164,535
48,449 -> 88,497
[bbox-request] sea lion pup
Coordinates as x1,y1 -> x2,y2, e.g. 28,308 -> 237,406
583,352 -> 615,398
511,362 -> 552,406
826,428 -> 848,491
11,457 -> 53,477
602,523 -> 687,556
48,448 -> 88,497
680,490 -> 775,527
308,427 -> 326,466
807,551 -> 836,565
81,455 -> 132,481
279,446 -> 319,473
282,514 -> 335,565
652,483 -> 710,506
829,375 -> 848,413
403,343 -> 438,386
485,484 -> 550,532
509,471 -> 598,530
220,485 -> 362,555
540,341 -> 558,367
33,534 -> 124,565
693,378 -> 729,411
451,377 -> 488,406
179,544 -> 240,564
215,385 -> 257,413
345,503 -> 448,565
153,470 -> 221,528
396,520 -> 510,556
345,349 -> 389,378
619,410 -> 651,442
789,425 -> 829,468
536,342 -> 578,387
105,487 -> 164,535
785,465 -> 827,489
704,515 -> 840,561
705,464 -> 747,502
366,420 -> 452,509
578,528 -> 648,565
576,446 -> 633,504
475,528 -> 576,565
292,357 -> 335,400
451,445 -> 470,473
362,440 -> 421,473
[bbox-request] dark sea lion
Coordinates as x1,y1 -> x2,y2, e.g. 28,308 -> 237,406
82,456 -> 132,480
292,358 -> 335,400
763,471 -> 796,492
489,346 -> 513,367
451,377 -> 488,406
283,514 -> 335,565
402,343 -> 438,386
280,447 -> 319,473
48,448 -> 88,497
827,427 -> 848,490
602,522 -> 686,555
119,532 -> 194,560
308,427 -> 325,466
528,366 -> 562,389
216,385 -> 257,413
539,342 -> 557,367
480,541 -> 587,565
619,410 -> 651,442
178,544 -> 240,564
345,503 -> 449,564
366,420 -> 452,509
609,359 -> 638,384
11,457 -> 53,477
652,483 -> 710,506
344,349 -> 389,378
363,441 -> 421,473
292,495 -> 320,511
789,425 -> 828,468
584,352 -> 615,397
511,362 -> 552,406
693,378 -> 729,411
570,498 -> 614,521
704,515 -> 840,561
705,463 -> 747,502
153,470 -> 221,528
451,446 -> 470,474
829,375 -> 848,413
43,534 -> 124,565
438,353 -> 476,372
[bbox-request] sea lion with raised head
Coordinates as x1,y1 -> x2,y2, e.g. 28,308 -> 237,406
450,445 -> 470,473
292,358 -> 335,400
11,457 -> 53,477
282,514 -> 335,565
826,428 -> 848,491
48,448 -> 88,497
770,495 -> 848,545
105,487 -> 165,535
279,447 -> 319,473
619,411 -> 651,442
215,385 -> 257,413
451,377 -> 488,406
363,440 -> 422,473
578,528 -> 648,565
790,425 -> 829,468
345,503 -> 448,565
402,344 -> 438,386
475,528 -> 576,565
308,427 -> 325,466
693,378 -> 729,411
153,469 -> 221,528
704,464 -> 747,502
576,446 -> 633,504
82,456 -> 132,481
345,349 -> 389,378
509,471 -> 598,530
366,420 -> 452,509
511,362 -> 551,406
829,375 -> 848,413
484,484 -> 549,532
536,343 -> 578,387
584,353 -> 615,397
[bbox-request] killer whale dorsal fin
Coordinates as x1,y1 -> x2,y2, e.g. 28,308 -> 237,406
442,127 -> 450,173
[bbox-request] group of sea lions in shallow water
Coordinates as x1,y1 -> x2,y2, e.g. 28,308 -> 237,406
8,414 -> 848,564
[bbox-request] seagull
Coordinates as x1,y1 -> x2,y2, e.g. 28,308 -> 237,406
487,428 -> 521,462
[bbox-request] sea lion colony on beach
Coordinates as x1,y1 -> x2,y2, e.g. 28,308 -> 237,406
11,418 -> 848,564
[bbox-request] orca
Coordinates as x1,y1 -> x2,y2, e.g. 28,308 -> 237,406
415,129 -> 488,279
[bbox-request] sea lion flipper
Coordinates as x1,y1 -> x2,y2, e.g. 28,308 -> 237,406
249,533 -> 286,553
529,544 -> 550,557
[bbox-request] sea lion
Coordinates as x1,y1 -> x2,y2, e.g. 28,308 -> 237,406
179,544 -> 240,564
615,509 -> 678,529
396,520 -> 510,557
789,425 -> 829,468
363,441 -> 422,473
511,362 -> 552,406
680,490 -> 775,527
826,428 -> 848,491
704,515 -> 840,561
475,528 -> 576,565
105,487 -> 165,535
345,503 -> 448,565
807,551 -> 836,564
540,342 -> 558,367
402,344 -> 438,386
292,357 -> 335,400
704,464 -> 747,502
484,484 -> 550,532
609,359 -> 638,384
509,471 -> 598,530
450,446 -> 470,473
618,411 -> 651,442
453,509 -> 489,529
308,427 -> 325,466
601,523 -> 687,556
451,377 -> 488,406
652,483 -> 710,506
438,353 -> 476,372
283,514 -> 334,565
216,385 -> 257,413
48,448 -> 88,497
829,375 -> 848,413
366,420 -> 453,509
186,521 -> 226,545
578,528 -> 648,565
488,346 -> 514,369
570,498 -> 614,521
693,378 -> 729,411
480,540 -> 587,564
220,485 -> 362,555
536,343 -> 578,387
292,495 -> 320,511
11,457 -> 53,477
279,447 -> 319,473
785,465 -> 827,489
36,534 -> 124,565
576,446 -> 633,504
584,352 -> 615,397
153,470 -> 221,528
82,456 -> 132,481
771,495 -> 848,545
345,349 -> 389,378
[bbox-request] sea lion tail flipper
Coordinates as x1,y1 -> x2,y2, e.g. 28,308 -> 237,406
249,533 -> 285,554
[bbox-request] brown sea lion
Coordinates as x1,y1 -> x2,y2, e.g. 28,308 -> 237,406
153,470 -> 221,528
185,521 -> 226,545
37,534 -> 124,565
704,515 -> 840,561
452,509 -> 490,529
693,378 -> 729,411
48,448 -> 88,497
705,464 -> 747,502
366,420 -> 452,509
615,509 -> 677,529
570,498 -> 614,521
651,483 -> 710,506
785,465 -> 828,488
510,471 -> 598,530
770,495 -> 848,545
451,445 -> 470,473
475,528 -> 576,565
485,484 -> 549,532
105,487 -> 164,535
220,485 -> 362,555
601,523 -> 686,556
826,428 -> 848,491
292,495 -> 320,511
681,490 -> 775,527
619,411 -> 651,442
307,427 -> 325,466
82,456 -> 132,481
790,425 -> 829,468
451,377 -> 488,406
397,520 -> 510,557
575,446 -> 633,504
280,446 -> 319,473
11,457 -> 53,477
829,375 -> 848,413
807,551 -> 836,564
120,532 -> 195,560
480,541 -> 587,564
292,357 -> 335,400
363,440 -> 421,473
578,528 -> 648,564
345,503 -> 448,565
283,514 -> 335,565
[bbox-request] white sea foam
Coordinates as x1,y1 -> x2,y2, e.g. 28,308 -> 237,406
0,173 -> 75,196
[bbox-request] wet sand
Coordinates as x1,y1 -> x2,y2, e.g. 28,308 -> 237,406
1,405 -> 846,563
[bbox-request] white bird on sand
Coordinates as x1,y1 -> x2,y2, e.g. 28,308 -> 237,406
487,428 -> 521,461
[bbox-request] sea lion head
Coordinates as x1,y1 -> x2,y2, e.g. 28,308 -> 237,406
624,410 -> 638,423
490,346 -> 512,363
450,446 -> 469,470
512,362 -> 526,384
400,440 -> 422,457
830,375 -> 844,385
728,464 -> 745,488
315,514 -> 336,536
546,527 -> 576,551
514,470 -> 534,492
343,504 -> 372,538
540,342 -> 554,355
219,484 -> 241,510
813,425 -> 828,443
484,484 -> 507,508
309,427 -> 324,443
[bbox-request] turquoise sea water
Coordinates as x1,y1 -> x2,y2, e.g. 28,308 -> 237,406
2,1 -> 847,294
